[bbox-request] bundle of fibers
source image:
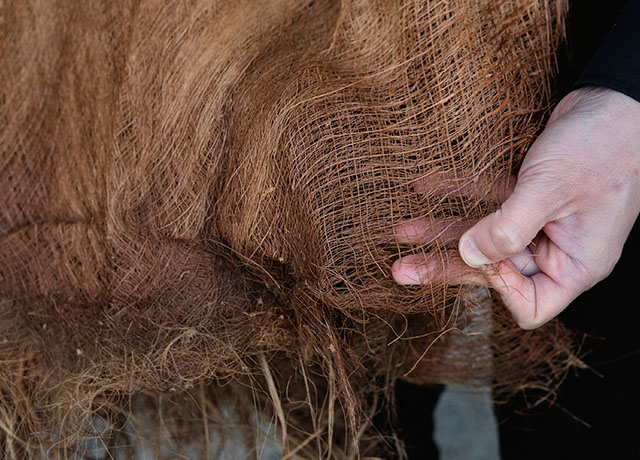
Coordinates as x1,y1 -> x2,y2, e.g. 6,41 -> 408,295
0,0 -> 583,457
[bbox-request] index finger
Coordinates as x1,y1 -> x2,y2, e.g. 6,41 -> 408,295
413,172 -> 516,203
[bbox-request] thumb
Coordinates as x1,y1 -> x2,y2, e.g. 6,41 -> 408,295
458,183 -> 558,267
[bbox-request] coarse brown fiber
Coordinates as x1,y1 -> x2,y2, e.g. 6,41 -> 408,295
0,0 -> 581,457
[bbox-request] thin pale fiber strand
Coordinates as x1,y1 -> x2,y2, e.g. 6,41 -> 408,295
0,0 -> 580,458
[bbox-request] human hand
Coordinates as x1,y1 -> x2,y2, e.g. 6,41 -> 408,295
393,86 -> 640,329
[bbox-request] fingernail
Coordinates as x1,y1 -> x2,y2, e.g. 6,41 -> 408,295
459,237 -> 490,268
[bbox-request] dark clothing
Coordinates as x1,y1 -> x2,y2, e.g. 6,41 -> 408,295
574,0 -> 640,102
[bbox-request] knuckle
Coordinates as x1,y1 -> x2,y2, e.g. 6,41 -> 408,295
601,250 -> 623,280
583,271 -> 603,291
507,303 -> 542,330
570,264 -> 597,292
571,254 -> 619,291
489,217 -> 527,255
501,295 -> 541,330
589,261 -> 616,288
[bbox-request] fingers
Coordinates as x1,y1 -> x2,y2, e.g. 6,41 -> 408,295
392,252 -> 487,286
396,171 -> 517,247
458,182 -> 562,267
392,246 -> 577,330
392,247 -> 539,286
394,218 -> 469,245
397,169 -> 567,330
414,172 -> 516,203
506,245 -> 540,276
487,258 -> 584,329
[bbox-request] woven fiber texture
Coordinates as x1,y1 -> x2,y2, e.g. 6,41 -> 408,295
0,0 -> 580,457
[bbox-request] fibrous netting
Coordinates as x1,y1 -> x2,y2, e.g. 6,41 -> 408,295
0,0 -> 582,457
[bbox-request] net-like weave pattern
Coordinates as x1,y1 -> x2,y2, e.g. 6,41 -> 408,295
0,0 -> 579,457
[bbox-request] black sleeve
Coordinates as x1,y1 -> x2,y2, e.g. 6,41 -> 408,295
573,0 -> 640,103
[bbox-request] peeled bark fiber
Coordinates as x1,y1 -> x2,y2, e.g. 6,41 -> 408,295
0,0 -> 581,457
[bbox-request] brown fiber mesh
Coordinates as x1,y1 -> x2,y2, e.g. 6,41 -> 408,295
0,0 -> 581,457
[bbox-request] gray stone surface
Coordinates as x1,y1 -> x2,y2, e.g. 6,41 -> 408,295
434,385 -> 501,460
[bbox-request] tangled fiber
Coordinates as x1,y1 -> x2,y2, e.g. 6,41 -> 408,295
1,0 -> 582,457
